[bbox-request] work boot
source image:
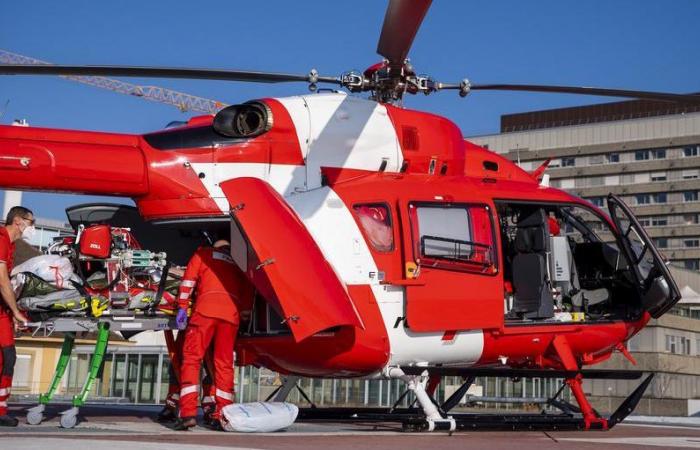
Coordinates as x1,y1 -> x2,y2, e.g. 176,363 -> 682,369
156,406 -> 177,423
0,415 -> 18,427
173,416 -> 197,431
204,418 -> 224,431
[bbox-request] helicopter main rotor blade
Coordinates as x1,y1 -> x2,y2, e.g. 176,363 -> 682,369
0,64 -> 341,85
461,83 -> 700,103
377,0 -> 432,67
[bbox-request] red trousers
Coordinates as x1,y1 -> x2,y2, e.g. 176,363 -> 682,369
164,331 -> 215,413
179,312 -> 237,419
0,315 -> 15,416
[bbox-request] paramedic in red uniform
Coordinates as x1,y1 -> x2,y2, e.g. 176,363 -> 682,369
0,207 -> 32,427
174,237 -> 251,430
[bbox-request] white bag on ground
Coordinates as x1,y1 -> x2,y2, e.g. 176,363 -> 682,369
220,402 -> 299,433
11,255 -> 75,289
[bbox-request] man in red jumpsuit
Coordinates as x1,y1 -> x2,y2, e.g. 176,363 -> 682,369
174,238 -> 252,431
0,207 -> 31,427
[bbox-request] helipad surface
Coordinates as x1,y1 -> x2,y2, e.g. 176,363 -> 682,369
2,404 -> 700,449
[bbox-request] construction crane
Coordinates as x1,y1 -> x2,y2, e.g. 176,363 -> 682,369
0,49 -> 227,114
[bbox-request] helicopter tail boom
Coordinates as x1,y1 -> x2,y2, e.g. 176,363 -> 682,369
0,124 -> 148,197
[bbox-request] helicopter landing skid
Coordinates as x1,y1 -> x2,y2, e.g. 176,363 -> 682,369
296,373 -> 653,432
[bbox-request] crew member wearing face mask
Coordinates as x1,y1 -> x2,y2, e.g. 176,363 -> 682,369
0,206 -> 32,427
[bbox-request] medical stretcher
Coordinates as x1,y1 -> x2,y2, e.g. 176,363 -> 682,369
13,223 -> 185,428
25,314 -> 178,428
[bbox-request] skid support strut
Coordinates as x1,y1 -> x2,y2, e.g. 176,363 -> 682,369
387,367 -> 455,432
26,333 -> 76,425
567,374 -> 607,430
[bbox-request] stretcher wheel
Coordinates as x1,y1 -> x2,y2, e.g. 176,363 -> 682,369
26,410 -> 44,425
60,411 -> 78,429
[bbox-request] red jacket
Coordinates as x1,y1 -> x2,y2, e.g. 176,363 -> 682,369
177,245 -> 252,324
0,227 -> 15,317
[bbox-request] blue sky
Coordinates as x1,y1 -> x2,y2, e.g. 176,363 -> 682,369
2,0 -> 699,221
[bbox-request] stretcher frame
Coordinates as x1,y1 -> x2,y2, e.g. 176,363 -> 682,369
24,314 -> 176,428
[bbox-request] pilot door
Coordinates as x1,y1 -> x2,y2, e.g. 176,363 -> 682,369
607,194 -> 681,317
400,200 -> 503,332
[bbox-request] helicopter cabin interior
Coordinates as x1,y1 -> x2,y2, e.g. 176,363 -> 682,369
495,201 -> 643,324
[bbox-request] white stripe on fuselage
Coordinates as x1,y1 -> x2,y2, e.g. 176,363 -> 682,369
190,162 -> 305,212
276,93 -> 403,190
371,284 -> 484,367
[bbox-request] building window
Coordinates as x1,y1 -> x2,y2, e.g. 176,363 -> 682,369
636,194 -> 651,205
683,214 -> 699,225
654,238 -> 668,249
588,176 -> 604,187
653,193 -> 667,204
589,155 -> 604,165
561,157 -> 576,167
684,239 -> 700,248
560,178 -> 575,189
683,337 -> 691,355
651,172 -> 667,182
587,197 -> 605,207
684,191 -> 699,202
635,173 -> 651,183
683,169 -> 699,180
684,259 -> 700,271
684,146 -> 699,157
635,150 -> 650,161
607,153 -> 620,163
13,354 -> 32,388
666,335 -> 676,353
353,204 -> 394,252
639,217 -> 651,227
604,175 -> 620,186
665,335 -> 690,354
651,216 -> 668,227
652,149 -> 667,159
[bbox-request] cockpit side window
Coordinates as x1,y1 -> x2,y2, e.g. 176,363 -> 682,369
409,202 -> 497,274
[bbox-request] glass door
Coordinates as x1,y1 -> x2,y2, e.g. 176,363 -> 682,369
607,194 -> 681,317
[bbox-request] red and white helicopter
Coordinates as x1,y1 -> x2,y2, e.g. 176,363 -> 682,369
0,0 -> 695,432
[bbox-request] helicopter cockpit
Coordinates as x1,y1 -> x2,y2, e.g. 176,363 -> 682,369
497,200 -> 663,324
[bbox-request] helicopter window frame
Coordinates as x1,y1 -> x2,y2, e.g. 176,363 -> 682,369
408,201 -> 498,276
352,202 -> 395,253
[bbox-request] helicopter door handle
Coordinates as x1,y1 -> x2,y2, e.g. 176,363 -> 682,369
0,156 -> 31,170
281,315 -> 299,325
255,258 -> 275,270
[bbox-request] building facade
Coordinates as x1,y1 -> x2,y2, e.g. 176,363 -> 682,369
469,108 -> 700,271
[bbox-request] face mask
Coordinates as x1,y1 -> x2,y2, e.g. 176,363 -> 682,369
22,224 -> 36,241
